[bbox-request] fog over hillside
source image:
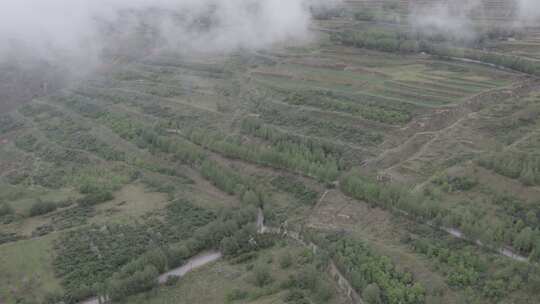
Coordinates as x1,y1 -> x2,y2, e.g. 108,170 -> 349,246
410,0 -> 540,42
409,0 -> 483,42
0,0 -> 336,110
518,0 -> 540,24
0,0 -> 317,66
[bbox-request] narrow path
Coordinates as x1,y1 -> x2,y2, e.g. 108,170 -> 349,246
406,211 -> 531,262
367,80 -> 527,171
439,226 -> 529,262
257,207 -> 266,234
505,129 -> 540,151
449,57 -> 540,78
158,251 -> 222,283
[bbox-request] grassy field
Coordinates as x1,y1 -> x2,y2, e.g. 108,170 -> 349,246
0,234 -> 63,304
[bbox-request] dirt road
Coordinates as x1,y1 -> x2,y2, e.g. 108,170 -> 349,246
158,251 -> 222,283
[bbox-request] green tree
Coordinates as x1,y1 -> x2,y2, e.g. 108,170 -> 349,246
355,10 -> 375,21
29,200 -> 57,217
399,40 -> 419,53
514,227 -> 534,252
279,252 -> 293,269
519,166 -> 536,186
221,236 -> 240,256
242,190 -> 260,206
0,202 -> 13,217
526,210 -> 537,225
483,279 -> 505,299
252,266 -> 273,287
409,283 -> 426,303
363,283 -> 382,304
530,240 -> 540,262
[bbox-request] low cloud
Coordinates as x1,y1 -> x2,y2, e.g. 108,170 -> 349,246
0,0 -> 317,75
408,0 -> 483,42
517,0 -> 540,25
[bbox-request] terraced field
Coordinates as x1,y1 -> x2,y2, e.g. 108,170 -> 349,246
1,1 -> 540,304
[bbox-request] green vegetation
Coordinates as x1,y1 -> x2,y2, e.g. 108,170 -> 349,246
189,126 -> 341,182
122,243 -> 338,304
479,152 -> 540,186
20,103 -> 125,162
254,99 -> 385,145
341,172 -> 540,260
405,227 -> 540,301
77,191 -> 114,207
107,249 -> 167,301
52,200 -> 215,302
271,176 -> 319,205
321,235 -> 426,304
29,199 -> 58,217
282,91 -> 411,124
50,198 -> 266,302
0,202 -> 14,217
0,114 -> 23,134
200,160 -> 247,195
333,30 -> 419,54
53,223 -> 165,301
2,3 -> 540,304
333,30 -> 540,76
0,235 -> 62,304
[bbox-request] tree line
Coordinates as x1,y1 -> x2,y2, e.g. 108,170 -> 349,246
186,120 -> 341,182
407,233 -> 540,300
479,151 -> 540,186
341,173 -> 540,261
332,30 -> 540,76
283,91 -> 411,125
314,234 -> 426,304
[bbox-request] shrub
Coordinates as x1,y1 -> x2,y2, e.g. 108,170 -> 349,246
43,291 -> 64,304
0,202 -> 13,217
328,237 -> 426,304
284,289 -> 309,304
0,114 -> 22,134
355,10 -> 375,21
108,265 -> 159,301
295,268 -> 319,290
383,0 -> 399,10
164,275 -> 180,286
279,252 -> 293,269
363,283 -> 382,304
252,266 -> 273,287
29,200 -> 57,217
271,176 -> 318,206
225,289 -> 248,302
229,252 -> 259,265
0,232 -> 21,245
166,245 -> 191,268
77,191 -> 113,207
314,280 -> 334,302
